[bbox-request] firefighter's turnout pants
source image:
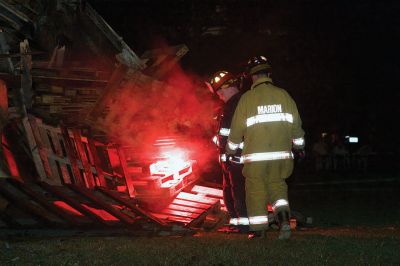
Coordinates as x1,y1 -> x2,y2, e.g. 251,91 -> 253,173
222,162 -> 247,221
244,159 -> 293,231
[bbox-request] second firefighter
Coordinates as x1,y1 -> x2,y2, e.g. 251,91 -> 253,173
206,71 -> 248,232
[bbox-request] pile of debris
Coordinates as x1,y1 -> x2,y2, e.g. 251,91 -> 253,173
0,0 -> 225,235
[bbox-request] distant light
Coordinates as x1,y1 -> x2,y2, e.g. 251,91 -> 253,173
349,137 -> 358,143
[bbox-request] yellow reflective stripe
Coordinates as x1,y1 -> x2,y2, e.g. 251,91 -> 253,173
242,151 -> 293,163
293,137 -> 305,146
249,215 -> 268,225
246,113 -> 293,127
219,128 -> 230,136
272,199 -> 289,211
228,140 -> 240,150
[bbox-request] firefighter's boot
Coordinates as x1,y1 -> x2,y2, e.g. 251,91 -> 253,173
277,211 -> 291,240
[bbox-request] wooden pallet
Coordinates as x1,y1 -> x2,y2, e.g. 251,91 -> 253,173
150,190 -> 221,227
191,184 -> 226,212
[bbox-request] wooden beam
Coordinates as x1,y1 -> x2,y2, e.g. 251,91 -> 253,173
72,129 -> 96,189
32,75 -> 108,87
191,185 -> 223,198
39,182 -> 111,227
0,179 -> 65,227
97,188 -> 168,227
59,124 -> 85,186
7,179 -> 81,226
67,184 -> 136,226
115,146 -> 136,198
86,136 -> 107,187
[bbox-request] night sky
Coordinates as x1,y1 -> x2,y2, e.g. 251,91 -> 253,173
90,0 -> 400,153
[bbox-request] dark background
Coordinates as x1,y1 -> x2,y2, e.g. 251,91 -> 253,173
89,0 -> 400,153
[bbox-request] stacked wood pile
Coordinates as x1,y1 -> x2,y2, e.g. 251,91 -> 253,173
0,1 -> 227,234
30,65 -> 110,126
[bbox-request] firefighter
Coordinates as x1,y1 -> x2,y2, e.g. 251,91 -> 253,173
225,56 -> 305,239
206,71 -> 248,232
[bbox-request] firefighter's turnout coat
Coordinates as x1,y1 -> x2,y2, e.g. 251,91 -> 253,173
226,76 -> 305,231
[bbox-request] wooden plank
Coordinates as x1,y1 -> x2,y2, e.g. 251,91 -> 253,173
49,130 -> 63,157
149,212 -> 192,224
116,146 -> 135,198
167,204 -> 204,214
176,192 -> 219,205
171,198 -> 210,210
32,75 -> 108,87
191,185 -> 223,198
97,188 -> 168,227
7,179 -> 86,226
47,157 -> 62,184
67,184 -> 135,225
159,209 -> 199,219
72,129 -> 95,188
60,124 -> 85,186
21,116 -> 47,181
39,182 -> 112,226
0,180 -> 66,227
0,199 -> 22,228
87,136 -> 107,187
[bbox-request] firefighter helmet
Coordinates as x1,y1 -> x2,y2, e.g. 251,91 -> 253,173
247,55 -> 272,75
205,70 -> 236,94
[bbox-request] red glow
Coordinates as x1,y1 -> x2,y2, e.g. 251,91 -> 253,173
1,134 -> 20,178
53,200 -> 84,216
80,203 -> 119,221
97,39 -> 219,175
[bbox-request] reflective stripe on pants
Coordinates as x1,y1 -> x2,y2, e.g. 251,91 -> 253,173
229,217 -> 250,226
272,199 -> 289,213
241,151 -> 293,163
248,215 -> 268,226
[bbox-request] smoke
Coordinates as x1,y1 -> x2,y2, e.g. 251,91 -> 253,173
100,55 -> 220,174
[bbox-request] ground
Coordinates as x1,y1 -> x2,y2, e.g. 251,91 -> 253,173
0,175 -> 399,265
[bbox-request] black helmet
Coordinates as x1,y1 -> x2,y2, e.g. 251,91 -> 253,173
205,70 -> 236,93
247,56 -> 272,75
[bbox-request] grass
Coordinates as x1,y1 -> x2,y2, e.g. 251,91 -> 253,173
1,175 -> 399,265
1,232 -> 399,265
